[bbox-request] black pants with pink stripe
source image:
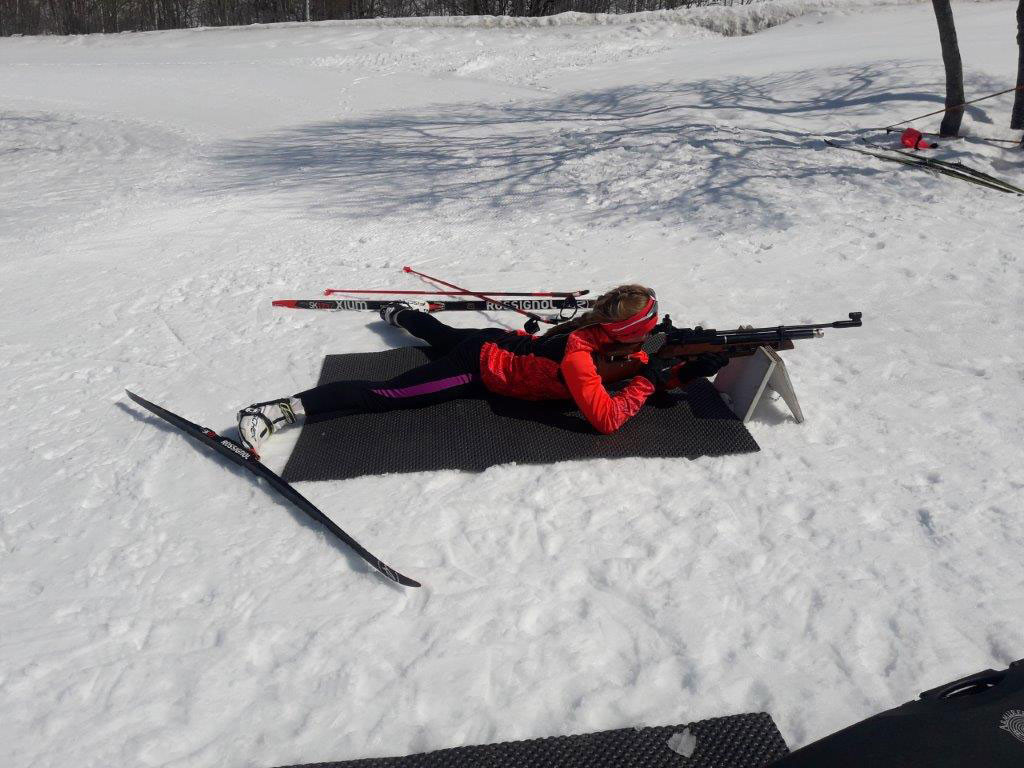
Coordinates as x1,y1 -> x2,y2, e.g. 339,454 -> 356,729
295,311 -> 505,420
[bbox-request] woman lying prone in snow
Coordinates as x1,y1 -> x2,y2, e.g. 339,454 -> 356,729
237,284 -> 728,453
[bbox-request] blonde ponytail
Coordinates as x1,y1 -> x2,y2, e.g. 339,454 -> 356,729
540,284 -> 654,338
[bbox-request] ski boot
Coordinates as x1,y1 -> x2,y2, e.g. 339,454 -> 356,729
379,300 -> 430,326
237,398 -> 301,454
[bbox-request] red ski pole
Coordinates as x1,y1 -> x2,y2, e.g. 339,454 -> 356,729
402,266 -> 554,332
323,288 -> 588,297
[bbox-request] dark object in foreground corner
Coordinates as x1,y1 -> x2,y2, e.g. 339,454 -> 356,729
276,713 -> 789,768
771,658 -> 1024,767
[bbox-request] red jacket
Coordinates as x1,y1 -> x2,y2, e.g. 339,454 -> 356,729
477,326 -> 655,434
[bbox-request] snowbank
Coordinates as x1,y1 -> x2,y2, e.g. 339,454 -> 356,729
182,0 -> 948,37
332,0 -> 935,36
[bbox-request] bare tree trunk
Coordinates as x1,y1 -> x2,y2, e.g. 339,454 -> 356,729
1012,0 -> 1024,130
932,0 -> 965,136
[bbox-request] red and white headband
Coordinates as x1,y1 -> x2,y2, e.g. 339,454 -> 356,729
601,293 -> 658,340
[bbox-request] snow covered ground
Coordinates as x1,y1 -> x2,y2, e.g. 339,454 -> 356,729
2,3 -> 1023,766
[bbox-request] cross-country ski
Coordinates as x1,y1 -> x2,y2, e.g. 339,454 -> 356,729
272,297 -> 597,313
125,391 -> 421,588
825,138 -> 1023,194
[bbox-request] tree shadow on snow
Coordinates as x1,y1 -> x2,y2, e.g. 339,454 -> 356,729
203,62 -> 1010,231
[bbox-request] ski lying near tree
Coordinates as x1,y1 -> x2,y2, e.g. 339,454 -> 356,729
859,139 -> 1024,195
125,390 -> 421,588
273,297 -> 597,312
824,139 -> 1024,195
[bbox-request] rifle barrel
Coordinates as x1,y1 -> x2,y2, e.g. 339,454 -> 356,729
718,312 -> 862,337
664,312 -> 862,347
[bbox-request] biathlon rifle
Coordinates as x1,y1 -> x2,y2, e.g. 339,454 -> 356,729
594,312 -> 863,383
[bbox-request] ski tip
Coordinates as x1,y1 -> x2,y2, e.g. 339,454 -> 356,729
374,560 -> 421,587
125,390 -> 160,416
272,299 -> 298,308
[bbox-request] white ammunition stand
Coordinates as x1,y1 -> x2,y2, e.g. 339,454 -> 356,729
713,346 -> 804,424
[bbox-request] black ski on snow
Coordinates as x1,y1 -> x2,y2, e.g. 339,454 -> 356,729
125,390 -> 421,588
273,297 -> 597,312
860,139 -> 1024,195
824,139 -> 1023,195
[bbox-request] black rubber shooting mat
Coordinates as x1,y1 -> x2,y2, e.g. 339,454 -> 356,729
282,347 -> 759,482
276,713 -> 789,768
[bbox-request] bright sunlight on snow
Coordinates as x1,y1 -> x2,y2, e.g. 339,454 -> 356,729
1,2 -> 1023,767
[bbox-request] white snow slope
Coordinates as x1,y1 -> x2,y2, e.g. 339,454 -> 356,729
2,3 -> 1023,767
